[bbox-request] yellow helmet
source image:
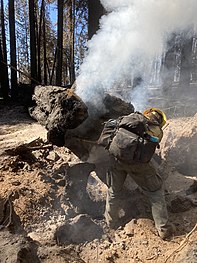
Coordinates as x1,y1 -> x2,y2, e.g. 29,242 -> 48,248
143,108 -> 167,127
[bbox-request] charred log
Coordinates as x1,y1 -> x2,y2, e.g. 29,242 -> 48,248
29,85 -> 88,146
103,93 -> 135,119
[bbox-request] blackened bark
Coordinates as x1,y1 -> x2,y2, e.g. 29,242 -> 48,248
43,1 -> 47,85
37,0 -> 45,83
29,0 -> 38,83
0,0 -> 9,100
56,0 -> 63,86
88,0 -> 105,39
50,47 -> 57,85
0,40 -> 4,95
69,0 -> 76,85
9,0 -> 18,99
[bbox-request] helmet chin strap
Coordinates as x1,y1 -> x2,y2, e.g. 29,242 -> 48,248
151,111 -> 163,125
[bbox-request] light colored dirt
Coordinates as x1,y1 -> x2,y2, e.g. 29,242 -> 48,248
0,105 -> 196,263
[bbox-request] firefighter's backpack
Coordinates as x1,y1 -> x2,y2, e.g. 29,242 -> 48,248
97,112 -> 158,163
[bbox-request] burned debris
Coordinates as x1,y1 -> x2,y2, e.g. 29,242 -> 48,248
29,85 -> 89,147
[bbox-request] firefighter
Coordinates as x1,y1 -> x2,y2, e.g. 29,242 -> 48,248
104,108 -> 175,240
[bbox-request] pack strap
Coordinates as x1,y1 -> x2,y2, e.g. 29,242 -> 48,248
105,119 -> 120,150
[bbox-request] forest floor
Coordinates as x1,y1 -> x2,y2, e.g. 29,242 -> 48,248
0,104 -> 196,263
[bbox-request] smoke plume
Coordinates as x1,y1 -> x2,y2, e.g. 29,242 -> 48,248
76,0 -> 197,115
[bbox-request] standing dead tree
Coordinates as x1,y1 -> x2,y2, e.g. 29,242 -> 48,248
29,0 -> 38,84
9,0 -> 17,99
56,0 -> 64,86
0,0 -> 9,100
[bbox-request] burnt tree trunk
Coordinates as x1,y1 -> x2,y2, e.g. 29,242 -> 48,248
43,1 -> 47,85
37,0 -> 45,83
0,39 -> 9,100
29,0 -> 38,84
9,0 -> 18,99
88,0 -> 105,39
56,0 -> 64,86
29,85 -> 88,147
1,0 -> 9,100
68,0 -> 76,85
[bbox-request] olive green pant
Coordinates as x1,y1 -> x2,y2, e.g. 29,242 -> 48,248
104,159 -> 169,233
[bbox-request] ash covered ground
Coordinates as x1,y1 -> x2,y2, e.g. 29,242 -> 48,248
0,105 -> 196,263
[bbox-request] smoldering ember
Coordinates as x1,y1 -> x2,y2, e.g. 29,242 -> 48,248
0,0 -> 197,263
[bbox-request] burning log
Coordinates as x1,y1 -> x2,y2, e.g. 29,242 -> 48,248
29,85 -> 88,147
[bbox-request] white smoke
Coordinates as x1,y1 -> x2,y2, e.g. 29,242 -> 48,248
76,0 -> 197,114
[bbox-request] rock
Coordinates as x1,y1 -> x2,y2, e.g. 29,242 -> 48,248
46,151 -> 60,162
124,219 -> 137,237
